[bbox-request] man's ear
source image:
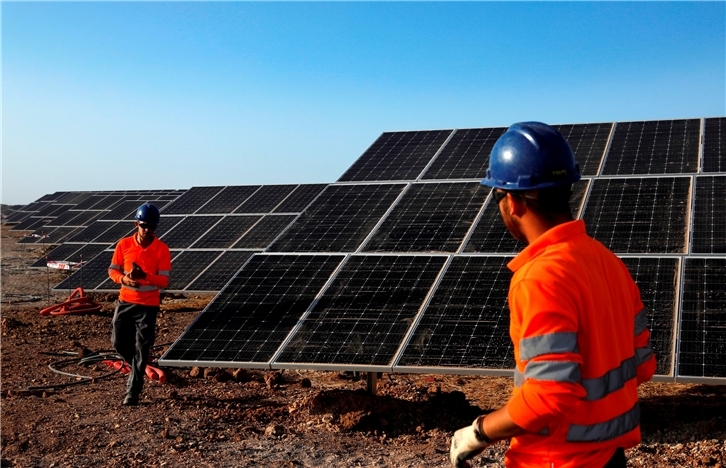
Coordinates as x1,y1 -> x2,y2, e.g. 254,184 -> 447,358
507,193 -> 528,217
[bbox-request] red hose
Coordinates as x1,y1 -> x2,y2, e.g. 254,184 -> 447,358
40,288 -> 102,316
102,359 -> 166,383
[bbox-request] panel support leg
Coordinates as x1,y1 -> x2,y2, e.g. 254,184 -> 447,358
367,372 -> 382,395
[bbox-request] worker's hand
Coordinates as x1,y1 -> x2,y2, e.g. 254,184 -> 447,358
121,275 -> 140,288
450,416 -> 490,468
129,263 -> 147,280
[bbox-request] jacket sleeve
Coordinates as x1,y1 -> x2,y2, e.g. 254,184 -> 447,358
505,278 -> 586,433
108,243 -> 125,284
142,245 -> 171,289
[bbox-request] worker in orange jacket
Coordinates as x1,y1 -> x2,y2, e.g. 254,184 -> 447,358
108,203 -> 171,406
450,122 -> 656,468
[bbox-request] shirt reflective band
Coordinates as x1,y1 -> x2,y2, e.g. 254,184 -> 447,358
567,403 -> 640,442
122,284 -> 159,292
158,270 -> 170,276
634,309 -> 649,335
582,356 -> 637,401
109,263 -> 122,272
519,332 -> 578,361
635,345 -> 653,365
523,360 -> 581,384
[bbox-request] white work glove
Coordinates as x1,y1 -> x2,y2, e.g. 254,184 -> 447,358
450,415 -> 492,468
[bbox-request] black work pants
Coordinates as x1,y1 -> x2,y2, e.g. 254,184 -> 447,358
111,301 -> 158,397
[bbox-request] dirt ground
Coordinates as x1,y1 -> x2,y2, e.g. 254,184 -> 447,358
1,223 -> 725,468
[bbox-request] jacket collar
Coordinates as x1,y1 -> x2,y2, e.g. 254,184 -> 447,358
507,220 -> 586,272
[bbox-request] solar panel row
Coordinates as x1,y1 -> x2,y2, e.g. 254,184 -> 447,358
6,117 -> 725,383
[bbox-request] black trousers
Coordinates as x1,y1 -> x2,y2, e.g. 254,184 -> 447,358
111,301 -> 158,397
603,448 -> 626,468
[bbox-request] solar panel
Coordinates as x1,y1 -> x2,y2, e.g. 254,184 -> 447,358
620,257 -> 678,376
29,243 -> 85,268
678,258 -> 726,379
421,127 -> 506,180
338,130 -> 453,182
159,216 -> 223,249
11,217 -> 48,232
65,243 -> 109,265
692,176 -> 726,254
267,184 -> 406,253
396,256 -> 513,372
195,185 -> 260,214
92,222 -> 135,244
65,221 -> 119,243
160,254 -> 345,365
233,185 -> 298,213
99,200 -> 141,221
53,250 -> 114,291
72,195 -> 108,210
232,215 -> 297,249
274,255 -> 447,368
88,195 -> 124,210
362,182 -> 489,253
273,184 -> 327,213
704,117 -> 726,173
185,251 -> 255,292
602,119 -> 700,175
464,180 -> 589,253
553,123 -> 612,176
190,216 -> 262,249
166,250 -> 223,290
582,177 -> 690,253
163,186 -> 224,215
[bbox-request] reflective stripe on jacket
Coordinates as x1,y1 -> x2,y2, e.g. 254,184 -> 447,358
108,234 -> 172,306
504,220 -> 656,468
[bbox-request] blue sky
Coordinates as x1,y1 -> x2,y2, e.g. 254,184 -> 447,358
2,1 -> 724,206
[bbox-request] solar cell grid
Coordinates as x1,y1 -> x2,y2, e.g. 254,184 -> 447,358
233,215 -> 296,249
233,185 -> 297,214
679,258 -> 726,378
603,119 -> 700,175
72,195 -> 108,211
185,251 -> 255,292
195,185 -> 260,214
166,250 -> 223,290
621,257 -> 678,376
18,226 -> 55,244
53,251 -> 113,291
99,200 -> 142,221
160,254 -> 345,364
268,184 -> 406,253
190,216 -> 262,249
276,255 -> 447,367
163,186 -> 224,214
464,182 -> 588,254
92,222 -> 135,244
397,256 -> 514,370
363,182 -> 488,253
273,184 -> 327,213
338,130 -> 452,182
29,243 -> 85,268
34,203 -> 70,218
704,118 -> 726,173
553,123 -> 612,176
65,244 -> 109,265
692,176 -> 726,254
582,177 -> 690,253
65,221 -> 118,243
90,195 -> 124,210
421,127 -> 506,180
160,216 -> 223,249
12,217 -> 49,232
45,227 -> 83,245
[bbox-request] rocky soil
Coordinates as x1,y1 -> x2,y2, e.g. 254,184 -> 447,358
2,224 -> 725,467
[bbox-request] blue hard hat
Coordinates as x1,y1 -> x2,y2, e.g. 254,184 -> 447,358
481,122 -> 580,190
135,203 -> 160,225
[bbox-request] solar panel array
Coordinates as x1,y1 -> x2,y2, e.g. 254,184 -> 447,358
8,117 -> 725,384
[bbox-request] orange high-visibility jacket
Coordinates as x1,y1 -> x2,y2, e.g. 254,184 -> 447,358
108,234 -> 172,307
504,220 -> 656,468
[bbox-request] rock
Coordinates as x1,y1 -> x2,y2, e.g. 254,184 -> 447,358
300,378 -> 311,388
264,371 -> 283,388
265,424 -> 284,437
203,368 -> 219,379
232,368 -> 251,383
214,370 -> 232,383
189,367 -> 202,378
